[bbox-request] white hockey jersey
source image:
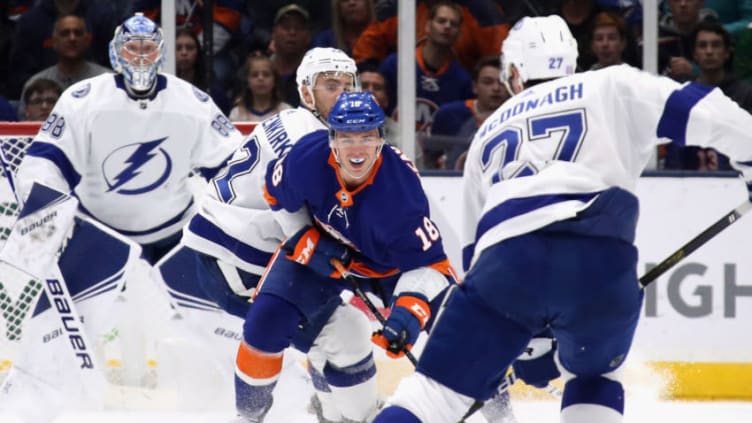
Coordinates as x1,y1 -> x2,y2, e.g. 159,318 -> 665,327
182,107 -> 327,275
462,64 -> 752,270
15,73 -> 244,244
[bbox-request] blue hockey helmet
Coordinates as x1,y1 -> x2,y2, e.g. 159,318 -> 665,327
109,13 -> 165,93
327,92 -> 385,135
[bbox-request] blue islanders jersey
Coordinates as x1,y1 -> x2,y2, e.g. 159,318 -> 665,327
380,48 -> 474,133
264,130 -> 453,277
16,73 -> 244,244
462,64 -> 752,270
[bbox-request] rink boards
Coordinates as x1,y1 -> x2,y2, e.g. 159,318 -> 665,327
422,173 -> 752,400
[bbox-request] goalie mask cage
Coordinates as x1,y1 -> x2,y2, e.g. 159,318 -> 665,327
0,121 -> 256,373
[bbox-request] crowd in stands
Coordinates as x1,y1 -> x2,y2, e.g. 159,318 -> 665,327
1,0 -> 751,172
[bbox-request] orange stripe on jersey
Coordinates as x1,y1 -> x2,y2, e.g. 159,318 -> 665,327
254,246 -> 283,300
262,183 -> 278,206
236,342 -> 283,380
396,295 -> 430,328
327,153 -> 384,207
416,46 -> 452,77
349,261 -> 399,278
429,259 -> 462,282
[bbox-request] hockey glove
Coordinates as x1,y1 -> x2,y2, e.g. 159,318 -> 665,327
283,225 -> 351,278
512,337 -> 560,388
372,293 -> 430,358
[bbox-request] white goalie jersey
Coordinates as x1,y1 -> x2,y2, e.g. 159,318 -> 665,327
462,64 -> 752,269
14,73 -> 244,244
182,107 -> 327,275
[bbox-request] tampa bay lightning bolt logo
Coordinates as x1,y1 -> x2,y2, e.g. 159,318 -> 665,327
102,138 -> 172,195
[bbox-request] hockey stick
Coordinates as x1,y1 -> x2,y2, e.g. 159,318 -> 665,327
330,258 -> 419,366
639,198 -> 752,287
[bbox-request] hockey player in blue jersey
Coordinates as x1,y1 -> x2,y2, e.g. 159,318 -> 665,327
373,15 -> 752,423
176,47 -> 374,422
231,91 -> 459,422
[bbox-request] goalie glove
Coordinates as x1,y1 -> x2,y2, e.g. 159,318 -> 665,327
282,225 -> 351,278
372,293 -> 430,358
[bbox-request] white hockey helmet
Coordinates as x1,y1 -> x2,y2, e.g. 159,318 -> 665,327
109,13 -> 165,93
296,47 -> 358,109
500,15 -> 578,93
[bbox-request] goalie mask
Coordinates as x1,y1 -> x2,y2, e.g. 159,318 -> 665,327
109,13 -> 165,93
296,47 -> 358,115
500,15 -> 578,94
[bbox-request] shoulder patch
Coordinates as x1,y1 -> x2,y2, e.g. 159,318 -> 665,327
192,86 -> 210,102
71,83 -> 91,98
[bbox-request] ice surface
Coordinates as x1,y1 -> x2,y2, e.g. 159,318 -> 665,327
2,358 -> 750,422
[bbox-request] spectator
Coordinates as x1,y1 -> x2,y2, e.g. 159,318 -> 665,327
357,59 -> 399,149
694,21 -> 752,111
380,0 -> 474,168
353,0 -> 510,74
245,1 -> 331,52
6,0 -> 88,100
175,27 -> 230,113
136,0 -> 245,94
428,55 -> 508,170
658,0 -> 717,82
21,78 -> 62,121
313,0 -> 375,56
22,14 -> 110,93
559,0 -> 604,71
590,11 -> 629,70
228,53 -> 291,122
16,14 -> 110,119
704,0 -> 752,40
269,4 -> 313,107
664,21 -> 752,170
